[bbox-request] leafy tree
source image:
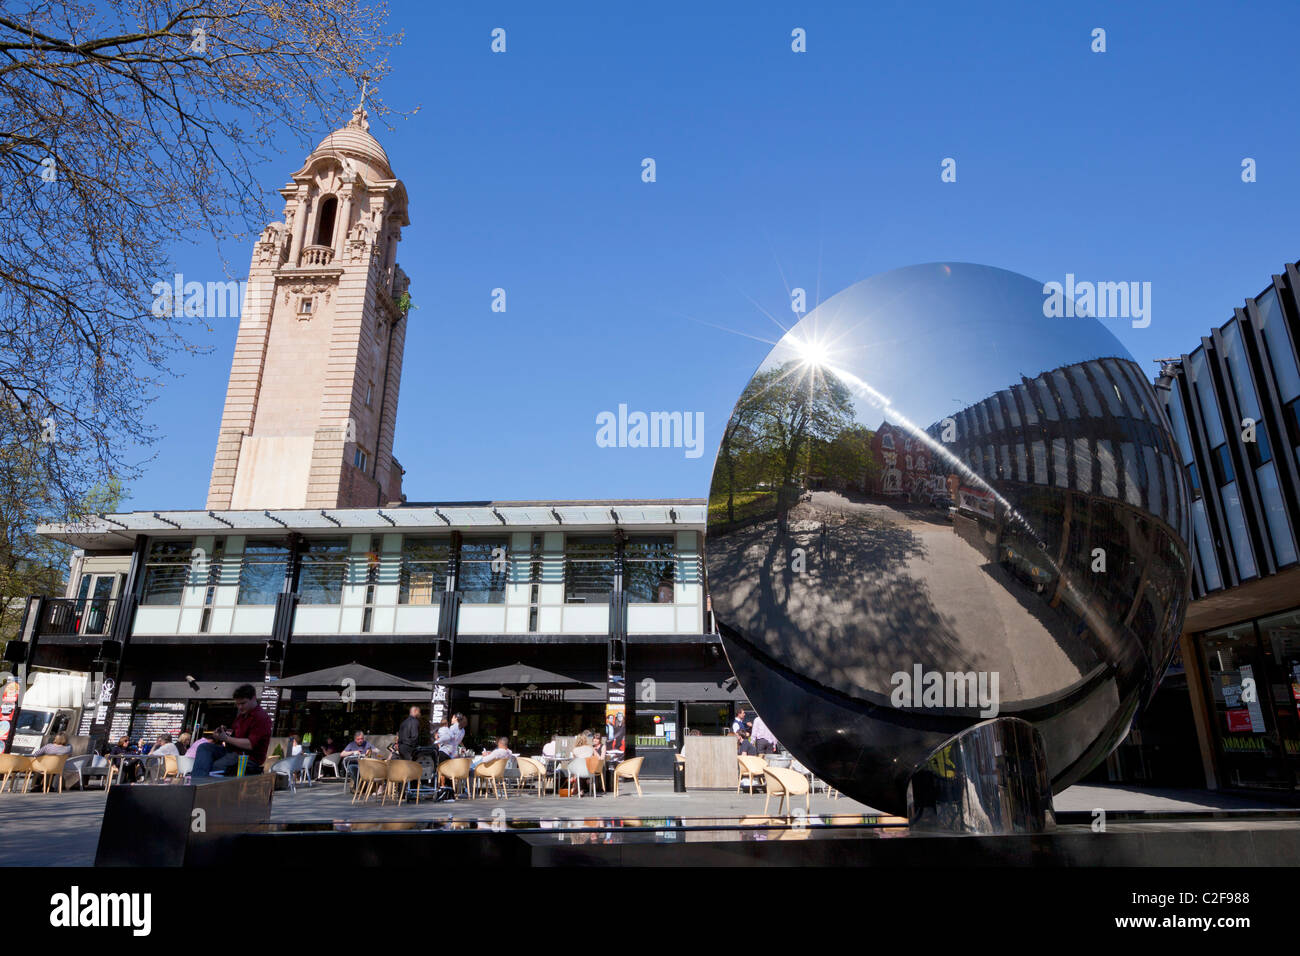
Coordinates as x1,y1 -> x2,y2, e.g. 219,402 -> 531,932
712,359 -> 858,520
809,424 -> 875,490
0,399 -> 123,653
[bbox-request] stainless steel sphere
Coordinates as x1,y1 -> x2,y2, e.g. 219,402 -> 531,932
706,262 -> 1191,814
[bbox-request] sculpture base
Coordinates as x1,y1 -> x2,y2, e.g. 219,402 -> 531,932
906,716 -> 1054,835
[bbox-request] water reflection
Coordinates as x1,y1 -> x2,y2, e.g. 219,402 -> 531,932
707,262 -> 1191,815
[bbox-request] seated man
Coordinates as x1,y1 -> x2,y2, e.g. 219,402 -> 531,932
736,730 -> 757,757
191,685 -> 272,780
470,736 -> 513,771
342,731 -> 377,786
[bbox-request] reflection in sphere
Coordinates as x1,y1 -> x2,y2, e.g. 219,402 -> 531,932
706,263 -> 1191,815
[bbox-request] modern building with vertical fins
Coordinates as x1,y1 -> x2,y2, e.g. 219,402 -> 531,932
1160,260 -> 1300,796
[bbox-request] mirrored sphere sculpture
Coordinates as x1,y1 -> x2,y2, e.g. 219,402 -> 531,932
706,262 -> 1191,816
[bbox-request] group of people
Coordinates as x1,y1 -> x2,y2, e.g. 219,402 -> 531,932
731,707 -> 778,756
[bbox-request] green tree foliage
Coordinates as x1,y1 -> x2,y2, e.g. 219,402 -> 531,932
712,360 -> 858,518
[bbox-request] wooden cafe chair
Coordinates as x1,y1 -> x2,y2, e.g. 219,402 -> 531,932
612,756 -> 645,797
352,758 -> 388,804
0,754 -> 33,794
383,759 -> 423,806
437,757 -> 471,799
473,758 -> 508,800
763,766 -> 811,818
514,757 -> 545,797
30,754 -> 70,794
738,755 -> 768,793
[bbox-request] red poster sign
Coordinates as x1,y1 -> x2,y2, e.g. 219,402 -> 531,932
1226,708 -> 1252,733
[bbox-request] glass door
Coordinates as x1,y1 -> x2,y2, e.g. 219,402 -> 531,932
1200,622 -> 1292,791
75,574 -> 117,636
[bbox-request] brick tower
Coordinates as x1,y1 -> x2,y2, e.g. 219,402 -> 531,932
207,104 -> 409,510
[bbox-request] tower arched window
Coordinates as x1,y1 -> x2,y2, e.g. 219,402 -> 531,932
315,195 -> 339,247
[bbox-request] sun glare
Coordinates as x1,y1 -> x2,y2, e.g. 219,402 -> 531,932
793,335 -> 830,368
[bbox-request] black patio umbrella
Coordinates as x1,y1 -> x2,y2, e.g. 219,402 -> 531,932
273,662 -> 432,692
441,663 -> 597,713
439,662 -> 594,691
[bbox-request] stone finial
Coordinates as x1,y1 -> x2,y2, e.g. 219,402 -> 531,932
347,104 -> 370,132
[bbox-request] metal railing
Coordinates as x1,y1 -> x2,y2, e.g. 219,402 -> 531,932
38,597 -> 118,638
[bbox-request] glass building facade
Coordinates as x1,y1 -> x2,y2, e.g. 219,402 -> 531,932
1162,260 -> 1300,794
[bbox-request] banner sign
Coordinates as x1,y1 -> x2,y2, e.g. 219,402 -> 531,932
604,672 -> 626,762
259,676 -> 280,727
0,680 -> 19,754
431,682 -> 447,726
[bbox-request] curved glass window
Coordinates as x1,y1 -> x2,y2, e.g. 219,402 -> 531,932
1255,462 -> 1297,566
1220,482 -> 1258,580
1222,321 -> 1261,422
1256,289 -> 1300,403
1164,387 -> 1196,466
1191,499 -> 1223,591
1189,352 -> 1227,447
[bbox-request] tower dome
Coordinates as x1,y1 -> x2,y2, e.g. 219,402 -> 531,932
309,104 -> 391,177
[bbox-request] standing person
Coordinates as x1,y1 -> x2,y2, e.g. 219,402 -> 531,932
190,684 -> 273,779
750,714 -> 777,754
433,718 -> 456,764
731,708 -> 752,736
398,706 -> 421,760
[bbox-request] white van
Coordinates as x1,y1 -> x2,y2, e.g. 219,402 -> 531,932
8,671 -> 90,755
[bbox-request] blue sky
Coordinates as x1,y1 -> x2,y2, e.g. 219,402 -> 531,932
132,0 -> 1300,510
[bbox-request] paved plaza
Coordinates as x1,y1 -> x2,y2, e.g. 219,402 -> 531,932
0,778 -> 1290,867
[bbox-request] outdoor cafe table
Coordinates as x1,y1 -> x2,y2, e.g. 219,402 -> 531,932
104,752 -> 166,788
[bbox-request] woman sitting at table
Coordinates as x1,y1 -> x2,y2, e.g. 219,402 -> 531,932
109,736 -> 144,783
32,732 -> 72,757
591,733 -> 605,758
567,732 -> 595,780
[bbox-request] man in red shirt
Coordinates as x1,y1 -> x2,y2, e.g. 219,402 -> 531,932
191,684 -> 273,779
